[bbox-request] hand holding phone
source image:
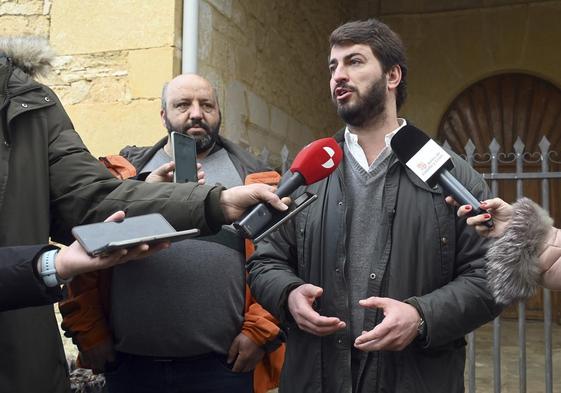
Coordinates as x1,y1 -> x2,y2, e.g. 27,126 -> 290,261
171,131 -> 198,183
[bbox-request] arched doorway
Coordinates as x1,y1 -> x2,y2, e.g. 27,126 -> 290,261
437,73 -> 561,321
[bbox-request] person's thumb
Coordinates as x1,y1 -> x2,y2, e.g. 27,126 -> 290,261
302,283 -> 323,299
358,296 -> 386,309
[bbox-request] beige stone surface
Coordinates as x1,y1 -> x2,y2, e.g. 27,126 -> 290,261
128,46 -> 180,99
47,52 -> 129,85
0,0 -> 44,15
198,0 -> 350,159
5,0 -> 561,168
50,0 -> 177,54
65,100 -> 164,157
0,15 -> 49,36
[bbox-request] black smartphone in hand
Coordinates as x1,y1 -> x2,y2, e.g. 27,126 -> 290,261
171,131 -> 197,183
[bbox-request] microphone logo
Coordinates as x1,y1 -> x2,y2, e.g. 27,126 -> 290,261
322,146 -> 336,169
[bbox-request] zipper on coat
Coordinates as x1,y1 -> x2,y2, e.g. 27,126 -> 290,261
0,56 -> 11,147
0,104 -> 9,148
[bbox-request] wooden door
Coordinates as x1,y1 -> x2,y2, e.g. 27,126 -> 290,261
437,73 -> 561,322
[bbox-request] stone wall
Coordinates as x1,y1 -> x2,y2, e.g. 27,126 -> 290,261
1,0 -> 182,157
4,0 -> 558,163
199,0 -> 350,166
1,0 -> 351,164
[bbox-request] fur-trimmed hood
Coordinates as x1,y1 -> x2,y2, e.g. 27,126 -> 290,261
0,36 -> 55,78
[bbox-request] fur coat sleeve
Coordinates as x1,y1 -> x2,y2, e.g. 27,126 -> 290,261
486,197 -> 561,304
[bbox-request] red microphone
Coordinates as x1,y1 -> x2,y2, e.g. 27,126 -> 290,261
234,137 -> 343,239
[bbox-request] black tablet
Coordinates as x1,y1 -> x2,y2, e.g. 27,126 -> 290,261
71,213 -> 199,256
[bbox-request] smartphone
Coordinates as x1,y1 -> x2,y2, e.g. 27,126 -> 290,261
171,131 -> 197,183
72,213 -> 200,256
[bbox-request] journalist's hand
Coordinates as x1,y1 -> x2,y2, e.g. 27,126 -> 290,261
446,196 -> 513,238
220,183 -> 288,223
55,211 -> 170,280
146,161 -> 205,185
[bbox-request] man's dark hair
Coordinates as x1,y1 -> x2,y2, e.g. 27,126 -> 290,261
329,18 -> 408,110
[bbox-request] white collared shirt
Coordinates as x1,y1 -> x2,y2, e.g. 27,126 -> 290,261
344,118 -> 407,172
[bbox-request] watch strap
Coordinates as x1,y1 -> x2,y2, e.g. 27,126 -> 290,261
39,249 -> 72,287
404,298 -> 428,342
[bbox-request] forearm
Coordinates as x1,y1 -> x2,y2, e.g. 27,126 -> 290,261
537,227 -> 561,290
0,245 -> 62,312
246,230 -> 304,323
411,203 -> 500,347
487,198 -> 556,302
407,271 -> 501,348
48,129 -> 226,243
247,257 -> 305,323
242,302 -> 285,352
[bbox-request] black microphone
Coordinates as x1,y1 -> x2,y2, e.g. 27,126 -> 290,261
234,137 -> 343,239
390,125 -> 493,227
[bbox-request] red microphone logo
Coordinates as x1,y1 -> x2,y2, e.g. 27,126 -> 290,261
290,137 -> 343,185
322,146 -> 336,169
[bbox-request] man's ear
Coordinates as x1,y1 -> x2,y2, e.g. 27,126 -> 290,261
386,65 -> 402,91
160,109 -> 167,129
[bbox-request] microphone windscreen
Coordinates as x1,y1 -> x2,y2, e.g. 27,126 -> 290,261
391,125 -> 452,183
290,137 -> 343,185
390,125 -> 431,163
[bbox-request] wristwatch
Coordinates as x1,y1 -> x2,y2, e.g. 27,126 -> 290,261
417,317 -> 427,340
39,249 -> 72,287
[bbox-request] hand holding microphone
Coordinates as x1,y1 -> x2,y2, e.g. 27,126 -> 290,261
234,137 -> 343,239
390,125 -> 493,228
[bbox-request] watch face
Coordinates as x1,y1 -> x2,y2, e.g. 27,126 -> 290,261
417,318 -> 425,335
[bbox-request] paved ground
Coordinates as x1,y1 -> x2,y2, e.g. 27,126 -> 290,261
470,319 -> 561,393
56,311 -> 559,393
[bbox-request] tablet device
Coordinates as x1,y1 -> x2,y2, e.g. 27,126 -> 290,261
72,213 -> 200,256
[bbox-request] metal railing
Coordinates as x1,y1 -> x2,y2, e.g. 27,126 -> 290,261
259,135 -> 561,393
444,136 -> 561,393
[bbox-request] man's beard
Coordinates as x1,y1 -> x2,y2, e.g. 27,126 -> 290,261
333,75 -> 387,127
164,115 -> 220,153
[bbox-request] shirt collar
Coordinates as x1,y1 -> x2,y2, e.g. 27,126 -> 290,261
343,118 -> 407,171
344,118 -> 407,148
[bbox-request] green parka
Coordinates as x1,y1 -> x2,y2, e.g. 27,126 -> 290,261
0,40 -> 225,393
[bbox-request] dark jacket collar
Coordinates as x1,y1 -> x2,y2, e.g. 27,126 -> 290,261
334,122 -> 439,194
120,133 -> 269,181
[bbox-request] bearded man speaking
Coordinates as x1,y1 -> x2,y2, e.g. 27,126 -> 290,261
246,18 -> 501,393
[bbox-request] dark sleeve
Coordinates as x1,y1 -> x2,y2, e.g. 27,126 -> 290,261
247,224 -> 305,324
246,181 -> 307,324
0,245 -> 62,312
43,100 -> 226,244
407,157 -> 503,348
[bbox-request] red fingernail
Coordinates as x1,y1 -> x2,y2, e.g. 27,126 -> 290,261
484,214 -> 491,219
465,205 -> 472,211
